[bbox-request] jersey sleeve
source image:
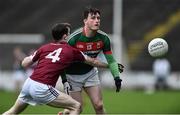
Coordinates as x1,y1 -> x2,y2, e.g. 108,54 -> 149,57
31,48 -> 41,62
102,35 -> 120,78
104,54 -> 120,78
103,36 -> 112,55
72,48 -> 86,62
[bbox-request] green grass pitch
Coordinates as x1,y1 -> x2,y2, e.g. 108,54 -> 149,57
1,89 -> 180,114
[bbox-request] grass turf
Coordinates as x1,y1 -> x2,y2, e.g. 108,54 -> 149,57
1,89 -> 180,114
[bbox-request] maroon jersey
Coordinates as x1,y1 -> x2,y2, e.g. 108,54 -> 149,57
30,41 -> 85,87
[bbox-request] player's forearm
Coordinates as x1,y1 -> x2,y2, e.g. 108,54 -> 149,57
92,59 -> 108,68
85,56 -> 108,68
109,62 -> 120,78
21,56 -> 33,68
105,54 -> 120,78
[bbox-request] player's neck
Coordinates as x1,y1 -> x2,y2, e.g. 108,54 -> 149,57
53,39 -> 66,44
83,26 -> 96,37
58,39 -> 66,43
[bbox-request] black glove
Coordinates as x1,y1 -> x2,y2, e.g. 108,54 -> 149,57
63,82 -> 71,95
114,77 -> 122,92
62,79 -> 71,95
118,63 -> 124,73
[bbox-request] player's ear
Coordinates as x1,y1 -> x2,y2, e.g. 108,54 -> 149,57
62,34 -> 68,40
83,19 -> 87,24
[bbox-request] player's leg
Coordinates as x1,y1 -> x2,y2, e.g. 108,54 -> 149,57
28,79 -> 81,115
3,77 -> 32,115
84,67 -> 105,114
47,92 -> 81,115
3,99 -> 28,115
66,74 -> 86,113
69,91 -> 84,113
60,91 -> 83,114
84,85 -> 105,114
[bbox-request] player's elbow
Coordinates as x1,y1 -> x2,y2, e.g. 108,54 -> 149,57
21,57 -> 33,68
21,58 -> 28,68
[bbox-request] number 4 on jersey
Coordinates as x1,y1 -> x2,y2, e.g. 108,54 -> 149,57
45,48 -> 62,62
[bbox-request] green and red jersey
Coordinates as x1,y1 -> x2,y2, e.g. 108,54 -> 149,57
68,28 -> 112,58
65,27 -> 120,77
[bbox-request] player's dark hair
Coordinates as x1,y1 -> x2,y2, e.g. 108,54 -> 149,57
83,6 -> 100,19
51,23 -> 71,41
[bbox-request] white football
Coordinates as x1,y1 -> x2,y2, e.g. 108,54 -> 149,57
148,38 -> 168,57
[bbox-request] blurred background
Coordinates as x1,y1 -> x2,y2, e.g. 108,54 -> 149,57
0,0 -> 180,114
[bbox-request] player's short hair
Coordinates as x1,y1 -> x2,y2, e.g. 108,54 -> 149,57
51,23 -> 71,41
83,6 -> 100,19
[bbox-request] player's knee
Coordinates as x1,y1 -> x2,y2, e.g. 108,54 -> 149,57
74,101 -> 83,113
94,101 -> 104,111
73,101 -> 81,112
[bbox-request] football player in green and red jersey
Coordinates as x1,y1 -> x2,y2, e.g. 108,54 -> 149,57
62,7 -> 124,114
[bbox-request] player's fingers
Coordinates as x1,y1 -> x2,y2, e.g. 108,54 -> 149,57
118,63 -> 124,68
119,69 -> 123,73
118,67 -> 124,73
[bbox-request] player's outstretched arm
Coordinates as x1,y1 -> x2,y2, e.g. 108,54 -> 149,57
84,56 -> 108,68
84,55 -> 124,72
104,54 -> 123,92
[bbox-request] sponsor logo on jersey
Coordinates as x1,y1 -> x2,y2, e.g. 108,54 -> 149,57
75,41 -> 103,52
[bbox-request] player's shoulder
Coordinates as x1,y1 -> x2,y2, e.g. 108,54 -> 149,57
97,30 -> 111,41
97,30 -> 108,36
68,27 -> 83,39
38,43 -> 59,51
63,44 -> 79,54
40,43 -> 52,48
37,43 -> 49,50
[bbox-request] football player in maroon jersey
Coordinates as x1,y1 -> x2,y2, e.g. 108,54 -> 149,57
3,23 -> 109,115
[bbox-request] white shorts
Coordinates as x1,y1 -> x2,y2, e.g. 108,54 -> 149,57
67,67 -> 100,92
18,78 -> 60,106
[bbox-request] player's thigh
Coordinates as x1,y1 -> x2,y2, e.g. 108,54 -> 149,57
47,92 -> 79,110
66,68 -> 99,92
70,91 -> 83,105
66,74 -> 84,92
84,68 -> 100,87
84,85 -> 103,104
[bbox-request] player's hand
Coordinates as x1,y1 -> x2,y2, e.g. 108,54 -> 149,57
63,82 -> 71,95
114,77 -> 122,92
118,63 -> 124,73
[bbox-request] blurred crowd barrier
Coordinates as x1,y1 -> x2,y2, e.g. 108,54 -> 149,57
1,70 -> 180,92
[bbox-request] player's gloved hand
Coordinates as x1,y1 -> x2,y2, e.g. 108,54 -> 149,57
63,81 -> 71,95
114,77 -> 122,92
62,79 -> 71,95
118,63 -> 124,73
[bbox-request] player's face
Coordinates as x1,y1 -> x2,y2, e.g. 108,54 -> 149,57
84,13 -> 100,31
